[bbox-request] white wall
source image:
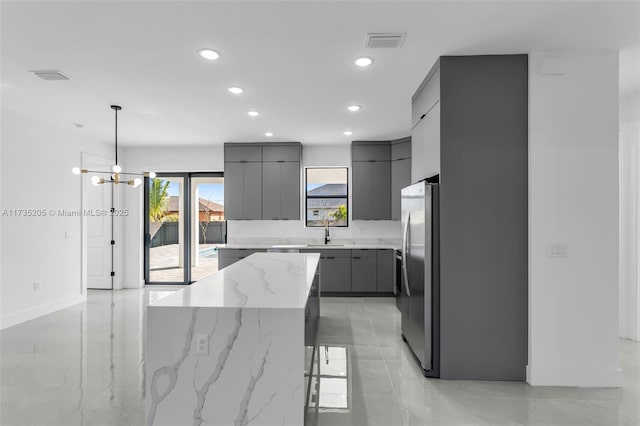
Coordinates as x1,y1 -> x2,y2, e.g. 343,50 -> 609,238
121,143 -> 401,286
0,109 -> 114,329
528,51 -> 622,387
619,92 -> 640,342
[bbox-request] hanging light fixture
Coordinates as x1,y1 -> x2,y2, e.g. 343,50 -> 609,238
72,105 -> 155,187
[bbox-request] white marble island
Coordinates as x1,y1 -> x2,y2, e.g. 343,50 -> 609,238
146,253 -> 320,426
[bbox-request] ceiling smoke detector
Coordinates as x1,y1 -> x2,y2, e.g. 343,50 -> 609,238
365,33 -> 406,48
29,70 -> 72,81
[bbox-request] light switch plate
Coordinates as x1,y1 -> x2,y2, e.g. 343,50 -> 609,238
546,243 -> 568,258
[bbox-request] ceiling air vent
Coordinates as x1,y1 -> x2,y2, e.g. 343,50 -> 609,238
365,33 -> 406,48
29,70 -> 71,81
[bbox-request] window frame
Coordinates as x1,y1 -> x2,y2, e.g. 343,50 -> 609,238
304,166 -> 349,228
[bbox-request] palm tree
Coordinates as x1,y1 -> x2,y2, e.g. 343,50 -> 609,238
149,178 -> 170,222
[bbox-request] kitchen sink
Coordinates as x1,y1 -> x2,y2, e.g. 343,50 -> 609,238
305,244 -> 345,247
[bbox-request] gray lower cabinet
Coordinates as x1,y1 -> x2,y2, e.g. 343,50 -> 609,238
321,253 -> 351,293
224,161 -> 262,220
351,250 -> 377,292
262,161 -> 300,220
352,161 -> 391,220
376,250 -> 394,292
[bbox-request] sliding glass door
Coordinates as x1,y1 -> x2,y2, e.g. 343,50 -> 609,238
144,172 -> 224,284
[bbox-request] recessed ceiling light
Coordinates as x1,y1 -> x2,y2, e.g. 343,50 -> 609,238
248,110 -> 260,117
265,132 -> 274,137
354,57 -> 373,67
198,49 -> 220,60
347,105 -> 361,112
227,86 -> 244,95
344,131 -> 353,136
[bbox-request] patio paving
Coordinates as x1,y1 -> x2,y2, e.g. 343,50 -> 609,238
149,244 -> 221,282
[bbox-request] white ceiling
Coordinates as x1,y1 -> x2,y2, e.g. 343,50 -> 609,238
2,1 -> 639,147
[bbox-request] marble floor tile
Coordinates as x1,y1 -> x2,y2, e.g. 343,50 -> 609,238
1,292 -> 639,426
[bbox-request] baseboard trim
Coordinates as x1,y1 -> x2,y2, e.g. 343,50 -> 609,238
527,363 -> 624,387
0,294 -> 84,330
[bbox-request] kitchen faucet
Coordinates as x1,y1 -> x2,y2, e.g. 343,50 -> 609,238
324,221 -> 330,244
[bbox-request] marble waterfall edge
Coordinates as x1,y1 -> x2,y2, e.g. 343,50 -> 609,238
145,253 -> 319,426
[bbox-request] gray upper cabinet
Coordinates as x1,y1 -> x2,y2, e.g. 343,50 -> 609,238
224,161 -> 263,220
352,143 -> 390,162
224,145 -> 263,162
261,144 -> 301,220
351,142 -> 392,220
391,139 -> 411,161
225,142 -> 301,220
391,138 -> 411,220
262,145 -> 301,162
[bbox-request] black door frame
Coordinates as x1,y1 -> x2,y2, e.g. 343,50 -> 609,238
144,172 -> 224,285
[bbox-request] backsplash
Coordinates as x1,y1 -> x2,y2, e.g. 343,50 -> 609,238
226,220 -> 401,244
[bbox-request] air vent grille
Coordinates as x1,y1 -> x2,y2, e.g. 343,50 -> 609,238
365,33 -> 406,48
29,70 -> 71,81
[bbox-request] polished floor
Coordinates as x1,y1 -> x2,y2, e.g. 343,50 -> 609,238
0,290 -> 638,426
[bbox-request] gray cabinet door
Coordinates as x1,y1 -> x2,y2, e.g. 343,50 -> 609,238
376,250 -> 394,292
391,158 -> 411,220
352,143 -> 391,162
351,161 -> 371,220
391,140 -> 411,161
351,256 -> 377,292
262,145 -> 301,162
224,162 -> 244,220
262,161 -> 300,220
262,162 -> 281,220
371,161 -> 391,219
352,161 -> 391,220
322,256 -> 351,292
243,162 -> 263,219
280,161 -> 300,220
224,145 -> 262,162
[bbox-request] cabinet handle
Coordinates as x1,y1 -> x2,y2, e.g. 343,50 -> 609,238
277,160 -> 285,163
327,256 -> 336,259
353,256 -> 361,259
420,113 -> 426,120
368,160 -> 376,162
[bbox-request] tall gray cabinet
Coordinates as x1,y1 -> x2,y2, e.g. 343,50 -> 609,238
224,142 -> 301,220
391,138 -> 411,220
411,55 -> 528,381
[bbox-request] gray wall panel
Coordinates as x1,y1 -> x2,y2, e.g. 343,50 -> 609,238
438,55 -> 528,381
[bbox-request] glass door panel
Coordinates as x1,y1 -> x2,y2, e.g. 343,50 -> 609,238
191,176 -> 225,281
147,175 -> 186,283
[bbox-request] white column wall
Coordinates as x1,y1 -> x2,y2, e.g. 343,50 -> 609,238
528,51 -> 622,387
619,92 -> 640,342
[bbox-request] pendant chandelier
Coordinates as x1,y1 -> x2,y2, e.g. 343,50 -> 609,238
72,105 -> 155,186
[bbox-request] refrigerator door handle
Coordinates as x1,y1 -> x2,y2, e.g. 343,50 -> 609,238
402,212 -> 411,297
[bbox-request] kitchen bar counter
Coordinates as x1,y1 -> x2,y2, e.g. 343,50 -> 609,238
146,253 -> 320,426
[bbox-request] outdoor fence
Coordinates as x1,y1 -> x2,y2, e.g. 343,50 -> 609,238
150,221 -> 226,247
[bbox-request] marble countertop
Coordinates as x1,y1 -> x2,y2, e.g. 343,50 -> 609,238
150,252 -> 320,310
219,238 -> 401,250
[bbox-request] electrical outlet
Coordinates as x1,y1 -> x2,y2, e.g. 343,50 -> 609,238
546,243 -> 568,258
33,281 -> 40,291
196,334 -> 208,355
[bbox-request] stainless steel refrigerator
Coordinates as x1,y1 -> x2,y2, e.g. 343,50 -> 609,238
400,180 -> 440,377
